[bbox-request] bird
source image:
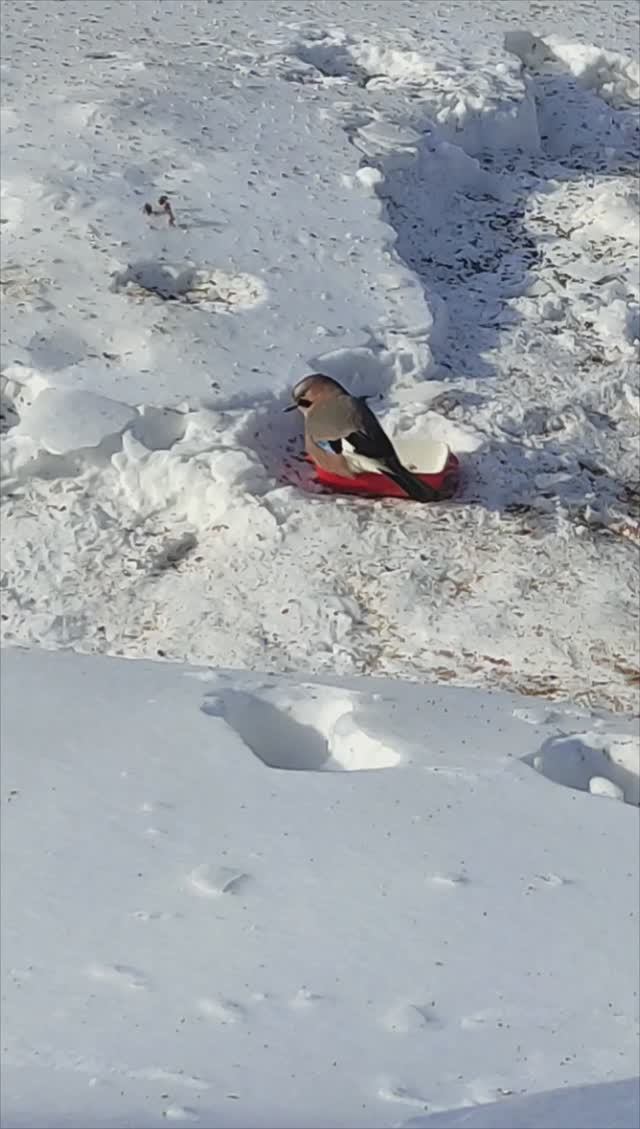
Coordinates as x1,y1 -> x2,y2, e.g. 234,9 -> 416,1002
284,374 -> 436,502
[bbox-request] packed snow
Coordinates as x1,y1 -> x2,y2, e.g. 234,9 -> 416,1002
1,0 -> 639,709
1,649 -> 639,1128
1,1 -> 639,1127
406,1078 -> 640,1128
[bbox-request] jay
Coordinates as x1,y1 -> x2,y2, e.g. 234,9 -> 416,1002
285,374 -> 435,502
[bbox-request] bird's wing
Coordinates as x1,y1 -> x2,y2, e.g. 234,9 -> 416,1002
343,404 -> 397,463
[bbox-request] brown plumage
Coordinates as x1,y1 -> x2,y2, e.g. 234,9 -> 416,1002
285,374 -> 436,502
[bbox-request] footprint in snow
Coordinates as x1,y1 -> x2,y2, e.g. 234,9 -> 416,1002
382,1001 -> 442,1034
523,730 -> 639,806
186,864 -> 249,899
202,684 -> 401,772
197,996 -> 246,1024
289,987 -> 327,1010
163,1106 -> 199,1123
428,872 -> 470,889
131,909 -> 182,922
87,962 -> 149,991
377,1080 -> 430,1109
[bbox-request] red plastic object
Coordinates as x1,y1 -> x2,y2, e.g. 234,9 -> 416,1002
313,450 -> 460,501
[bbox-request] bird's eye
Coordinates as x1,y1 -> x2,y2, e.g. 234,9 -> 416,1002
297,397 -> 311,407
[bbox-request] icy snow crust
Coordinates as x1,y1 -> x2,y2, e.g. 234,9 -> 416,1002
1,1 -> 639,709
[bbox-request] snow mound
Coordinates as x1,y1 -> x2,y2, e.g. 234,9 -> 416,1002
506,30 -> 639,107
15,387 -> 137,455
291,28 -> 540,154
505,29 -> 638,153
112,427 -> 273,531
549,38 -> 640,107
567,179 -> 640,241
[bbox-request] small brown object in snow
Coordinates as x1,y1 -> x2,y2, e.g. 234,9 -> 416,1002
143,195 -> 176,226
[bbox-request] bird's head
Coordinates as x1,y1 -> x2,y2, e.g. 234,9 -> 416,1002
283,373 -> 347,414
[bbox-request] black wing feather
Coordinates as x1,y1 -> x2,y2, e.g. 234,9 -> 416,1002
344,413 -> 398,463
346,403 -> 437,502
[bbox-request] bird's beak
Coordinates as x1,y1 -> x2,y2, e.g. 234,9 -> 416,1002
283,403 -> 297,413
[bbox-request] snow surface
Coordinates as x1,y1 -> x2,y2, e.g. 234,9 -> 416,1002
1,3 -> 639,1124
406,1078 -> 640,1128
1,648 -> 639,1129
1,0 -> 639,710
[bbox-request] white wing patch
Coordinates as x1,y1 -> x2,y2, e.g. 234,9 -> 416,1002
342,439 -> 385,475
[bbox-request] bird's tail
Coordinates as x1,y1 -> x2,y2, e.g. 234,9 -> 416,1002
384,461 -> 438,503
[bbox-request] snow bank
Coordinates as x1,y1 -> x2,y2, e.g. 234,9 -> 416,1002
1,647 -> 638,1128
